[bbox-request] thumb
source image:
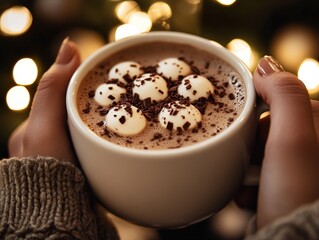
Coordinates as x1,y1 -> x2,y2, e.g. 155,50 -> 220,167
29,37 -> 81,124
254,56 -> 316,148
254,56 -> 319,228
20,38 -> 81,160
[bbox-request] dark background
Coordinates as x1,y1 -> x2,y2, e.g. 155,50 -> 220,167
0,1 -> 318,239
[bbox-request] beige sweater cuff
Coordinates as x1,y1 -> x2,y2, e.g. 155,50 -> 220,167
0,157 -> 118,240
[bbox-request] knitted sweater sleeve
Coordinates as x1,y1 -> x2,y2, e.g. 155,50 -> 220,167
245,200 -> 319,240
0,157 -> 119,240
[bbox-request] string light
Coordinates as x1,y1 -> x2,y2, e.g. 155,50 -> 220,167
298,58 -> 319,96
6,86 -> 30,111
114,10 -> 152,41
114,23 -> 143,41
115,1 -> 140,23
215,0 -> 237,6
13,58 -> 38,85
211,202 -> 253,239
0,6 -> 32,36
227,39 -> 258,70
271,25 -> 317,72
127,11 -> 152,32
148,2 -> 172,23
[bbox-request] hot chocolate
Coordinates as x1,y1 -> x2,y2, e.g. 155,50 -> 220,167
77,41 -> 246,150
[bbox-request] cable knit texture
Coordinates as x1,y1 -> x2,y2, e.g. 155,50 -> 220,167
0,157 -> 119,240
2,157 -> 319,239
245,200 -> 319,240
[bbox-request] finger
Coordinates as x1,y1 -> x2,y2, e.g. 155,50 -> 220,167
255,56 -> 318,160
234,116 -> 269,211
251,114 -> 270,165
311,100 -> 319,139
29,38 -> 81,125
255,57 -> 317,149
22,38 -> 81,160
254,56 -> 319,227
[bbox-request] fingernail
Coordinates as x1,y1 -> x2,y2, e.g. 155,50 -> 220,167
257,55 -> 285,77
55,37 -> 76,64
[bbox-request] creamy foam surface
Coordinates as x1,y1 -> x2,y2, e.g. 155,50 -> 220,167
77,42 -> 246,150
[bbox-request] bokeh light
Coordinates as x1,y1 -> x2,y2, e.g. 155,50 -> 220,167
211,202 -> 253,239
6,86 -> 30,111
127,11 -> 152,32
0,6 -> 32,36
13,58 -> 38,85
115,1 -> 140,23
215,0 -> 237,6
271,25 -> 318,72
114,24 -> 142,41
114,10 -> 152,41
260,111 -> 270,119
227,39 -> 258,70
148,2 -> 172,23
298,58 -> 319,95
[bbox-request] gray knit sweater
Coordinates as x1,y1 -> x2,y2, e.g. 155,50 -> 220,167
0,157 -> 119,240
1,157 -> 319,240
245,200 -> 319,240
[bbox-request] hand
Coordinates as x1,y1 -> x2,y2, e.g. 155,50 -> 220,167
253,56 -> 319,228
8,38 -> 81,164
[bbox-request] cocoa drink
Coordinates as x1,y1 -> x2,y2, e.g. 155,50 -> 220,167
77,41 -> 246,150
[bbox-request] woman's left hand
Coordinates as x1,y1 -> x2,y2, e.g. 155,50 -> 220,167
8,38 -> 81,164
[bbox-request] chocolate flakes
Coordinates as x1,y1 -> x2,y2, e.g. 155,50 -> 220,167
79,49 -> 245,150
167,122 -> 173,131
108,95 -> 115,100
88,90 -> 95,98
119,115 -> 126,124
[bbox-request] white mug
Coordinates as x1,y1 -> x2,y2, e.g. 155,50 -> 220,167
66,31 -> 261,228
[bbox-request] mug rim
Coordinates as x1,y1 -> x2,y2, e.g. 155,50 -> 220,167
66,31 -> 255,158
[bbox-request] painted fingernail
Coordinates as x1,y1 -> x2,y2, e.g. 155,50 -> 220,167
55,37 -> 76,64
257,55 -> 285,77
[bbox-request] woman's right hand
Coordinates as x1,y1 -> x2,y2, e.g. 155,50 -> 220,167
253,56 -> 319,228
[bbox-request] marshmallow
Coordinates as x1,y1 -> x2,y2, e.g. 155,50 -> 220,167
178,74 -> 214,102
159,101 -> 202,131
132,73 -> 168,102
105,104 -> 147,136
94,83 -> 126,106
157,58 -> 191,81
108,61 -> 143,85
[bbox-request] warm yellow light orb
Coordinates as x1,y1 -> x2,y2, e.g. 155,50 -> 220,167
228,39 -> 251,60
298,58 -> 319,94
13,58 -> 38,85
115,1 -> 140,23
128,11 -> 152,32
0,6 -> 32,36
148,2 -> 172,23
114,10 -> 152,41
114,24 -> 142,41
6,86 -> 30,111
271,26 -> 317,72
227,39 -> 257,70
216,0 -> 237,6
